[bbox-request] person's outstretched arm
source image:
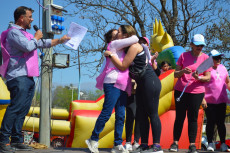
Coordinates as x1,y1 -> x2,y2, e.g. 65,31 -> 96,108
104,43 -> 141,71
110,35 -> 138,51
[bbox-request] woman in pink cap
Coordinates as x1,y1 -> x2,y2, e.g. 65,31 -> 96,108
202,50 -> 230,152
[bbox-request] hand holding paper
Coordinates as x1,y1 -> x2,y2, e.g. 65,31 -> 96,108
64,22 -> 88,50
196,56 -> 214,74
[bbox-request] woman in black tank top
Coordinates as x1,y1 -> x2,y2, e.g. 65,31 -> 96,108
105,25 -> 163,153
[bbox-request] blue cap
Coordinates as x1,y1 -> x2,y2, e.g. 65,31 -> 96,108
209,50 -> 224,57
191,34 -> 206,46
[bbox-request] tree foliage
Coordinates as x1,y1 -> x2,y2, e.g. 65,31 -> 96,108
61,0 -> 227,76
205,9 -> 230,71
52,85 -> 104,110
52,85 -> 74,110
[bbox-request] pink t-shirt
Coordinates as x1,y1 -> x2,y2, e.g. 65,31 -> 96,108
204,64 -> 229,104
174,51 -> 210,94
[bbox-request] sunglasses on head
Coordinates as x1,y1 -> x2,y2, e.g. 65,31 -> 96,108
212,56 -> 222,60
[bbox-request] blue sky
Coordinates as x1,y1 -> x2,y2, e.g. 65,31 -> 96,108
0,0 -> 98,91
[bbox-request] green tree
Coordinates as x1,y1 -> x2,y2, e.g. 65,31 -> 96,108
52,85 -> 75,110
86,89 -> 104,101
205,15 -> 230,71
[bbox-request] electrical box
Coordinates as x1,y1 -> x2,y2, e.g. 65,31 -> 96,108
45,4 -> 66,35
53,53 -> 70,68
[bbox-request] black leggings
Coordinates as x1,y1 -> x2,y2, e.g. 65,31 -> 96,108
136,69 -> 162,143
125,94 -> 141,142
205,103 -> 226,143
173,90 -> 204,143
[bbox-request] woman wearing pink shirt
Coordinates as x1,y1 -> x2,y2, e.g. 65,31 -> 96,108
202,50 -> 230,152
86,27 -> 138,153
169,34 -> 211,153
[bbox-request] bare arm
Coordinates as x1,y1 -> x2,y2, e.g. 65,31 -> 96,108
192,71 -> 211,82
201,98 -> 208,109
104,43 -> 142,71
174,65 -> 192,78
226,75 -> 230,91
151,52 -> 158,70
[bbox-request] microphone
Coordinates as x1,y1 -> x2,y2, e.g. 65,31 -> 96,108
33,25 -> 45,44
33,25 -> 45,59
33,25 -> 39,31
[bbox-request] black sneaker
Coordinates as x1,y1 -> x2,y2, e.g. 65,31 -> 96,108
0,142 -> 15,153
11,143 -> 33,151
142,144 -> 163,153
131,144 -> 149,153
188,145 -> 198,153
169,143 -> 178,152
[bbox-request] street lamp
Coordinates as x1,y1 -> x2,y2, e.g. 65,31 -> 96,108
70,86 -> 77,101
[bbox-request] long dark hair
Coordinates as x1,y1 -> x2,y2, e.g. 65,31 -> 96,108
104,29 -> 117,43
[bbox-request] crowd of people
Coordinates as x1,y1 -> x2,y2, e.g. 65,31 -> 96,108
87,27 -> 230,153
0,5 -> 229,153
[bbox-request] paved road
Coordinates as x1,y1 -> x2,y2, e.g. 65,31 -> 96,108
14,148 -> 217,153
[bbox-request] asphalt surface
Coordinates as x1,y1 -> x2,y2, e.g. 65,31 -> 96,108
14,148 -> 221,153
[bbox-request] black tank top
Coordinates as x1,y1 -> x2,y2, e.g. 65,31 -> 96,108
129,50 -> 147,72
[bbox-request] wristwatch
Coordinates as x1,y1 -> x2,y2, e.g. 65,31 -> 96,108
108,54 -> 114,58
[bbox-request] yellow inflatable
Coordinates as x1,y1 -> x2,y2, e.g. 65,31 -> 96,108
0,77 -> 70,135
27,107 -> 69,120
67,70 -> 177,148
0,77 -> 10,128
150,18 -> 174,53
68,110 -> 125,148
23,116 -> 70,136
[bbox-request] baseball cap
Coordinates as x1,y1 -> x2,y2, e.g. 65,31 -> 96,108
191,34 -> 206,46
209,49 -> 224,57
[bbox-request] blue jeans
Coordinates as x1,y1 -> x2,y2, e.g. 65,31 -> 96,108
91,83 -> 127,146
0,76 -> 35,144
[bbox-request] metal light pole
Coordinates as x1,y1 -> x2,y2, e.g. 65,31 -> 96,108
70,86 -> 77,101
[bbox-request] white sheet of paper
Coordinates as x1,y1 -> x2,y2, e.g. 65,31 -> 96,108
64,22 -> 88,50
196,56 -> 214,74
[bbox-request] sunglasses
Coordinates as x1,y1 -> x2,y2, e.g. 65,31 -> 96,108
212,56 -> 222,60
195,45 -> 204,47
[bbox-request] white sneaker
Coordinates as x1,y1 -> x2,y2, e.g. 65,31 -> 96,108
111,145 -> 128,153
124,142 -> 132,152
132,142 -> 140,151
85,139 -> 99,153
207,143 -> 216,152
220,143 -> 230,152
